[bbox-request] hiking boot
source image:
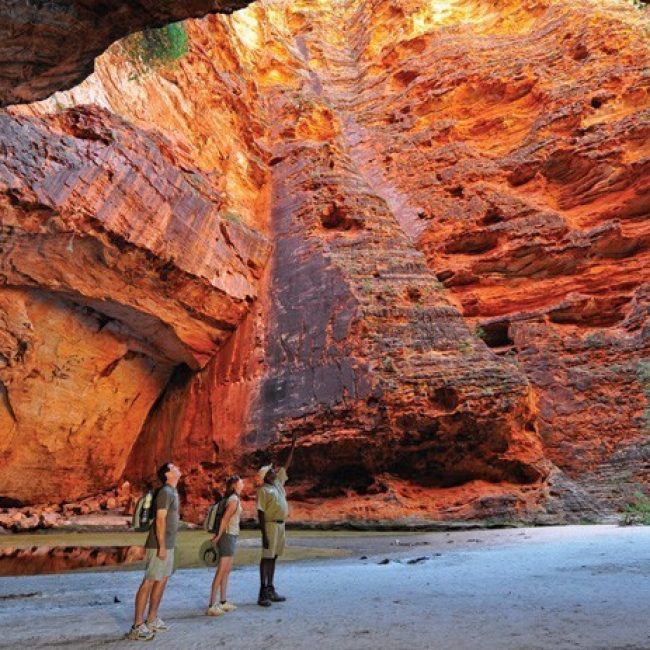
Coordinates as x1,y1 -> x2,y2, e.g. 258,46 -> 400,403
126,624 -> 155,641
257,586 -> 272,607
206,604 -> 225,617
146,617 -> 169,632
268,586 -> 286,602
220,601 -> 237,612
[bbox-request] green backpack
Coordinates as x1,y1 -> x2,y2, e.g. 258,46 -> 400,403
203,496 -> 228,534
132,490 -> 156,532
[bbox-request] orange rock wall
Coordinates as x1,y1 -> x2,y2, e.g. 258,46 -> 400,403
1,0 -> 649,520
68,4 -> 550,522
17,16 -> 272,232
158,0 -> 648,518
0,288 -> 170,503
327,0 -> 650,503
0,65 -> 270,503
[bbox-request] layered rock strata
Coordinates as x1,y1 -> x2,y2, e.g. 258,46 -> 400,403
1,0 -> 649,522
0,105 -> 270,503
131,0 -> 648,519
250,105 -> 548,496
123,3 -> 550,522
318,0 -> 650,505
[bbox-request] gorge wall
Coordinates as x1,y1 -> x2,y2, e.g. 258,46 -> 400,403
0,0 -> 648,524
0,0 -> 255,106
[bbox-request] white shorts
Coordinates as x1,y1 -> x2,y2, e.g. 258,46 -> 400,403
144,548 -> 174,581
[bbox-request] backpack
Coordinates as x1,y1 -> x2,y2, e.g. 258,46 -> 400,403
132,489 -> 156,532
203,496 -> 228,534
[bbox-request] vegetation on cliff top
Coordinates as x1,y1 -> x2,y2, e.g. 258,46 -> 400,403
123,22 -> 188,72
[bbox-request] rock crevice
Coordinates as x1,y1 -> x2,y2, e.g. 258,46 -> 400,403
1,0 -> 649,522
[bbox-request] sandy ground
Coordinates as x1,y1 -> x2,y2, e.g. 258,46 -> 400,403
1,525 -> 649,650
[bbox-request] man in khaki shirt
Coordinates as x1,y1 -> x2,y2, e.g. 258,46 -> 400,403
256,432 -> 297,606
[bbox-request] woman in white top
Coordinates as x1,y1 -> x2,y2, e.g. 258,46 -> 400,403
207,475 -> 244,616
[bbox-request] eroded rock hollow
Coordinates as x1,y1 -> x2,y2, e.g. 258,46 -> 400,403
0,0 -> 648,524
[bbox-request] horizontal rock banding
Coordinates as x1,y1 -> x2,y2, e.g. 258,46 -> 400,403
1,0 -> 649,522
0,104 -> 269,504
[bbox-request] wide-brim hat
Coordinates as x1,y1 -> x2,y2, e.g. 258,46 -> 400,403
199,539 -> 220,567
258,464 -> 273,482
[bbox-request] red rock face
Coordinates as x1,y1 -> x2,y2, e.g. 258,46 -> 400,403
0,287 -> 172,504
0,0 -> 255,106
154,0 -> 647,520
327,0 -> 650,506
0,104 -> 270,504
1,0 -> 649,522
65,6 -> 545,524
250,115 -> 548,492
1,107 -> 268,368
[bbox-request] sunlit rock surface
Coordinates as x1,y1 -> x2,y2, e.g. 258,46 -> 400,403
0,103 -> 270,503
338,0 -> 650,505
1,0 -> 649,522
1,106 -> 269,367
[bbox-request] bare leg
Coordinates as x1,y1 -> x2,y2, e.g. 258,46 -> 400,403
134,579 -> 154,626
209,557 -> 231,607
218,556 -> 234,602
269,558 -> 277,587
146,577 -> 169,622
259,558 -> 266,587
209,564 -> 221,607
260,558 -> 271,587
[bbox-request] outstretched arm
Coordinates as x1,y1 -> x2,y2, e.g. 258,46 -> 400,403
283,432 -> 298,471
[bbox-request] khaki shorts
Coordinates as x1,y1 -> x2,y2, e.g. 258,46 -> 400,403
262,522 -> 286,559
144,548 -> 175,581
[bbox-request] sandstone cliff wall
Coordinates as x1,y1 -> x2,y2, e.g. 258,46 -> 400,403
0,1 -> 255,106
1,0 -> 648,521
328,0 -> 650,505
0,97 -> 270,503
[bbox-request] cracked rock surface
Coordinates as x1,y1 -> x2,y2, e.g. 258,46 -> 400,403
0,0 -> 648,522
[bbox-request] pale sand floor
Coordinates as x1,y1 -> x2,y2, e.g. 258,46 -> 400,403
1,525 -> 649,650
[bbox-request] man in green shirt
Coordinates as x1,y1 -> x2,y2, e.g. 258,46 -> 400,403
257,432 -> 297,606
127,461 -> 181,641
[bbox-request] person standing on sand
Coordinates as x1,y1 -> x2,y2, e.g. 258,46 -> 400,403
256,432 -> 298,607
206,475 -> 244,617
127,461 -> 181,642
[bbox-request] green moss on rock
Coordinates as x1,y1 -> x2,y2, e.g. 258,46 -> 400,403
125,22 -> 188,71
